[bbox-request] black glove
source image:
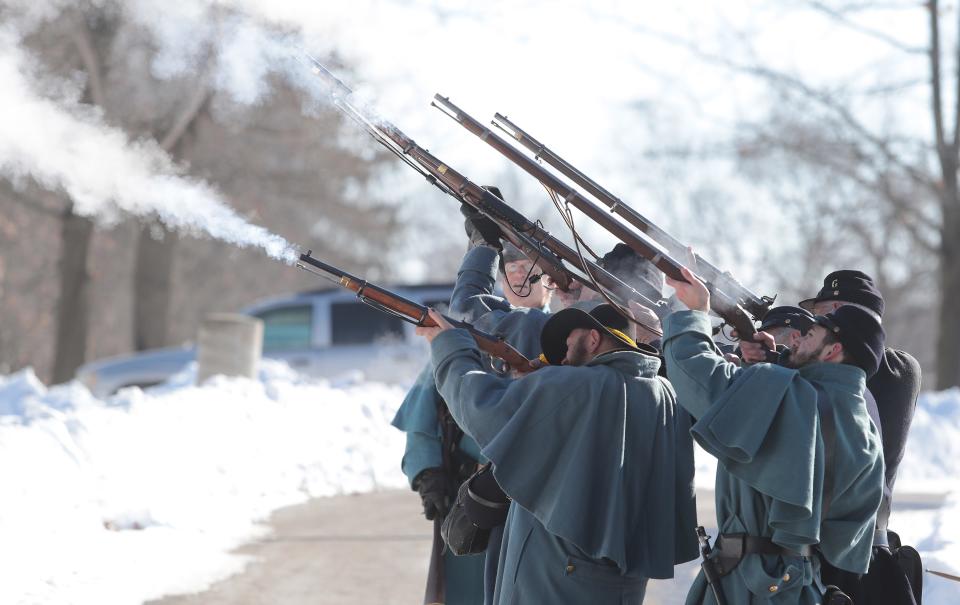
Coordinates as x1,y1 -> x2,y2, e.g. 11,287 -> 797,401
414,467 -> 450,521
460,203 -> 503,250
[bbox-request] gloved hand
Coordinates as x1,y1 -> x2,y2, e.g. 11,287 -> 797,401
460,203 -> 503,250
414,467 -> 450,521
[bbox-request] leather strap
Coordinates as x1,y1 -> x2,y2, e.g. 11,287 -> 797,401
716,534 -> 814,558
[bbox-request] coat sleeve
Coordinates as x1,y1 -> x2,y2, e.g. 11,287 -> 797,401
449,246 -> 511,323
391,365 -> 443,486
430,328 -> 584,448
661,310 -> 742,419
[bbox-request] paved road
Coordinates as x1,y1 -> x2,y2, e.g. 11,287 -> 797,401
149,489 -> 713,605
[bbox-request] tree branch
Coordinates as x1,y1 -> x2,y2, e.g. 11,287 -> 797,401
69,15 -> 106,108
609,17 -> 939,196
929,0 -> 947,156
805,0 -> 926,54
953,0 -> 960,152
159,77 -> 210,152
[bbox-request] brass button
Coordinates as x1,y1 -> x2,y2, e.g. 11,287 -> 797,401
566,564 -> 575,574
782,573 -> 791,582
769,585 -> 779,593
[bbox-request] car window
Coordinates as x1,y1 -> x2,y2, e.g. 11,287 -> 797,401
256,305 -> 313,351
331,301 -> 405,345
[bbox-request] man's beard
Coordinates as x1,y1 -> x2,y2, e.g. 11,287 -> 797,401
786,343 -> 828,369
565,336 -> 591,366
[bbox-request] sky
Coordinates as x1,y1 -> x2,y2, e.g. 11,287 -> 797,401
0,0 -> 944,288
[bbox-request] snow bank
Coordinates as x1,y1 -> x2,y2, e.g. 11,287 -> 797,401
3,364 -> 960,604
0,361 -> 407,605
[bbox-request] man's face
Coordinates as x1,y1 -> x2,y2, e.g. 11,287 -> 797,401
812,300 -> 844,316
563,327 -> 598,366
787,324 -> 837,368
766,325 -> 801,348
502,260 -> 552,309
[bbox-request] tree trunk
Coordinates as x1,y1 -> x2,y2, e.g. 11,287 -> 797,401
936,200 -> 960,388
133,221 -> 177,351
52,208 -> 94,383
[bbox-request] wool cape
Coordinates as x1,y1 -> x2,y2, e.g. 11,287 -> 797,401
663,310 -> 884,605
431,328 -> 699,604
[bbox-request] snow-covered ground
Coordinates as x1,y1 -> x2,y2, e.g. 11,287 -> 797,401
0,362 -> 957,604
0,361 -> 408,605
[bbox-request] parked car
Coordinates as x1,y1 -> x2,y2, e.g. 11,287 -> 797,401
76,284 -> 454,398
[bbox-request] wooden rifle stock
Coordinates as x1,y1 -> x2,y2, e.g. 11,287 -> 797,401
296,251 -> 538,373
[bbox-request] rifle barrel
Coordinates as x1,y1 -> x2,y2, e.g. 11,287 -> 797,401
433,94 -> 763,340
491,112 -> 774,319
300,57 -> 664,335
297,252 -> 539,371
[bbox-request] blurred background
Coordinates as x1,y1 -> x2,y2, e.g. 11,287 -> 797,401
0,0 -> 951,388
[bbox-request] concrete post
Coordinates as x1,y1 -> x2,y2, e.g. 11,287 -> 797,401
197,313 -> 263,384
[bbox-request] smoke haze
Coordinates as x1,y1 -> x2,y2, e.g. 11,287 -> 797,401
0,5 -> 300,263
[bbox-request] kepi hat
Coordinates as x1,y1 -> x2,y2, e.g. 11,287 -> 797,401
760,305 -> 816,333
813,306 -> 886,378
799,270 -> 884,318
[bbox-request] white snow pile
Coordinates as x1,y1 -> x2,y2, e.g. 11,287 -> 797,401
2,362 -> 960,604
895,388 -> 960,603
0,361 -> 407,605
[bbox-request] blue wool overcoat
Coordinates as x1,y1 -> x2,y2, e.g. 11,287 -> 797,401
390,246 -> 551,605
663,310 -> 884,605
431,328 -> 699,605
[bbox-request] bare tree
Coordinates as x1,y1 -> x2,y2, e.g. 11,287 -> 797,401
724,1 -> 952,386
49,12 -> 115,383
3,6 -> 402,382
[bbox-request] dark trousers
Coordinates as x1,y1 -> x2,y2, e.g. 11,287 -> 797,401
483,525 -> 504,605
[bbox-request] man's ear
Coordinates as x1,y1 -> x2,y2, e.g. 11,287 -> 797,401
822,342 -> 844,363
589,328 -> 603,352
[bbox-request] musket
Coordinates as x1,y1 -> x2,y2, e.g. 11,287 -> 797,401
927,568 -> 960,583
489,112 -> 775,321
432,95 -> 770,343
297,251 -> 538,372
300,55 -> 665,335
696,526 -> 728,605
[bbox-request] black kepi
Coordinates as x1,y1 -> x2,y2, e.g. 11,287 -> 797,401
759,305 -> 816,332
799,270 -> 884,318
813,306 -> 886,378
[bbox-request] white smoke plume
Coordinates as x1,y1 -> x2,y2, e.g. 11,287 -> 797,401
0,14 -> 299,263
0,0 -> 445,268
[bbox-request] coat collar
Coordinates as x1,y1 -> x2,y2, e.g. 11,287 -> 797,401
798,361 -> 866,397
586,349 -> 661,378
